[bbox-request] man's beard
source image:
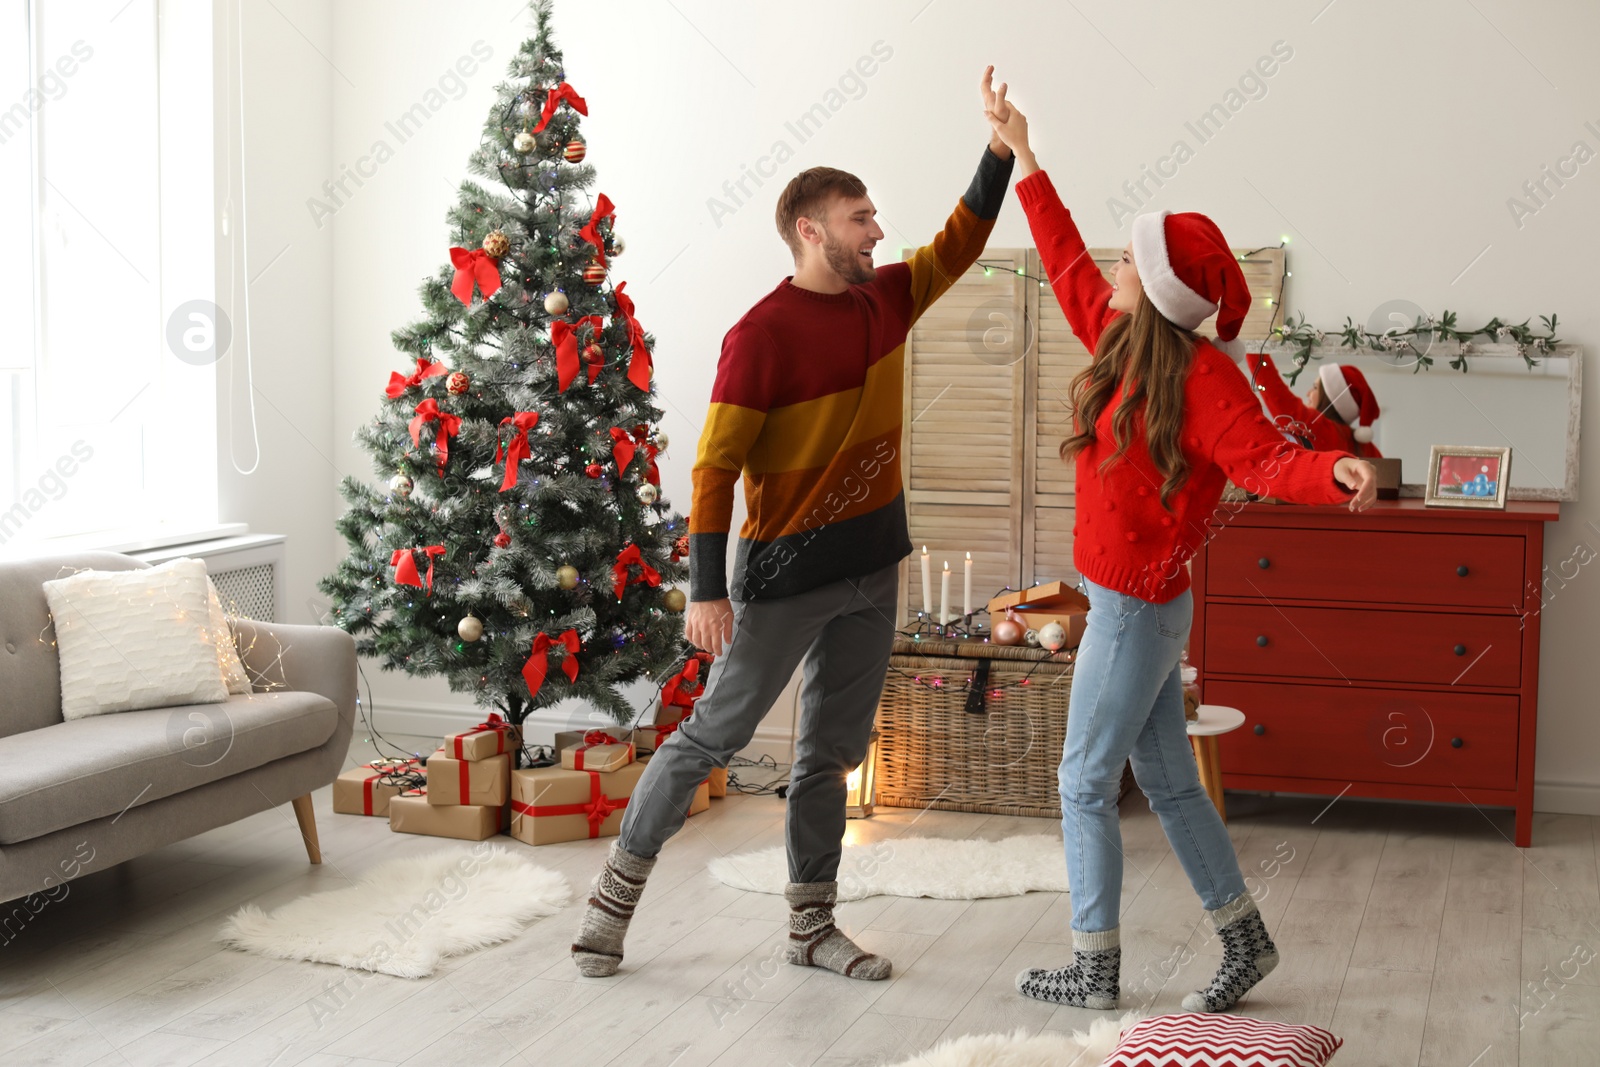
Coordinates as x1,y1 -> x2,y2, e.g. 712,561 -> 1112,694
821,229 -> 875,285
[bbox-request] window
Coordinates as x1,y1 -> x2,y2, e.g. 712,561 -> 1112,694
1,0 -> 217,554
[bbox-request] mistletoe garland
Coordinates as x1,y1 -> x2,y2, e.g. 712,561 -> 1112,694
1271,311 -> 1561,385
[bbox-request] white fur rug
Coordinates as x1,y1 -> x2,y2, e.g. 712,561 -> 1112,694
888,1015 -> 1137,1066
218,845 -> 569,978
708,834 -> 1069,900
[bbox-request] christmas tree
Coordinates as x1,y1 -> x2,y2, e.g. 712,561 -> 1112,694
318,1 -> 691,745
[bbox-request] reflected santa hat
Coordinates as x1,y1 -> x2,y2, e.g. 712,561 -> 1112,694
1317,362 -> 1380,443
1130,208 -> 1250,360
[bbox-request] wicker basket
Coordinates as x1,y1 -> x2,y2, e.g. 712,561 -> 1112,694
874,636 -> 1075,818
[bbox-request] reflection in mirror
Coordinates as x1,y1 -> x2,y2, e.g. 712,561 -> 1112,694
1252,343 -> 1581,501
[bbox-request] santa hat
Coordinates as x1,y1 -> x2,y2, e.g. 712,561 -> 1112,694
1130,209 -> 1251,360
1317,362 -> 1380,443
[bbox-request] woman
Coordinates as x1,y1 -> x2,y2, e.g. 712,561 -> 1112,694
980,74 -> 1376,1013
1248,352 -> 1384,458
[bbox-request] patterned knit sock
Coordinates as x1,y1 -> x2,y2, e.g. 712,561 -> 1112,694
1015,927 -> 1121,1009
1182,894 -> 1279,1012
783,881 -> 892,980
570,840 -> 657,977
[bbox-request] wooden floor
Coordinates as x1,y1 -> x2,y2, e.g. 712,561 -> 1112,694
2,732 -> 1598,1067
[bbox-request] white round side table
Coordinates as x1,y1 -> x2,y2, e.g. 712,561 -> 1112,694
1187,705 -> 1246,821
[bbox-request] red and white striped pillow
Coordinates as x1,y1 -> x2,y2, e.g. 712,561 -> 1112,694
1099,1012 -> 1342,1066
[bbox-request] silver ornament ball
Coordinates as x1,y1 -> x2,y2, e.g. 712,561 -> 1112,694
513,130 -> 536,153
636,483 -> 659,505
457,616 -> 484,642
651,432 -> 669,451
1023,628 -> 1040,647
388,473 -> 413,497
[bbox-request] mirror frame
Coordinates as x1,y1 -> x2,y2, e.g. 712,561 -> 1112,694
1256,341 -> 1582,502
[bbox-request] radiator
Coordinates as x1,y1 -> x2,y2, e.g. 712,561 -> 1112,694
128,534 -> 286,622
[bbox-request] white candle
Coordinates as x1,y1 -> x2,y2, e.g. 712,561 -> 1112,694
963,551 -> 973,618
921,546 -> 932,616
940,560 -> 951,626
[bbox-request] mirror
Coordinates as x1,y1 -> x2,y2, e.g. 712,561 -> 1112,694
1254,342 -> 1582,501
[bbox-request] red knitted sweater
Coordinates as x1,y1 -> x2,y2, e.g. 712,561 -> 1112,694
1014,171 -> 1355,603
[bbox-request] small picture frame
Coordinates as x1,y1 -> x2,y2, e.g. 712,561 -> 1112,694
1425,445 -> 1512,509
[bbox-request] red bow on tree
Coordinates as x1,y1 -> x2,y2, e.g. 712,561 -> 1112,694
578,194 -> 615,267
661,654 -> 708,711
612,543 -> 663,601
612,282 -> 652,392
608,426 -> 661,485
531,81 -> 588,134
390,545 -> 446,595
449,246 -> 502,305
495,412 -> 541,492
550,316 -> 606,392
409,398 -> 462,473
386,358 -> 448,398
522,629 -> 581,701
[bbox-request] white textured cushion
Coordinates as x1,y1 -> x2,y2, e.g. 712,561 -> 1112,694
205,576 -> 253,695
43,558 -> 229,720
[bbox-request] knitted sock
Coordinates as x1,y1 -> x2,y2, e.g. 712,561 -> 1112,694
571,840 -> 657,977
1182,894 -> 1279,1012
783,881 -> 892,980
1016,928 -> 1121,1009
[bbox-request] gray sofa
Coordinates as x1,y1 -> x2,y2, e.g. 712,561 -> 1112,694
0,551 -> 356,905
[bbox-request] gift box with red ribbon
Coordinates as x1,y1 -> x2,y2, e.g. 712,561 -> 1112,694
554,729 -> 636,773
332,758 -> 425,818
388,788 -> 504,841
442,712 -> 521,762
509,762 -> 647,845
424,748 -> 510,807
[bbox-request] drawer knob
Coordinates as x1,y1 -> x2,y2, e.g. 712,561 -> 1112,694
1454,644 -> 1467,656
1258,557 -> 1271,570
1451,737 -> 1463,748
1457,565 -> 1470,577
1253,724 -> 1266,735
1256,635 -> 1269,647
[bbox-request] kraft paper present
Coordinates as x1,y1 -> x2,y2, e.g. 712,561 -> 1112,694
688,778 -> 710,815
630,723 -> 684,756
387,788 -> 502,841
424,749 -> 510,807
707,766 -> 728,798
509,762 -> 647,845
442,714 -> 521,762
332,758 -> 425,817
553,730 -> 636,773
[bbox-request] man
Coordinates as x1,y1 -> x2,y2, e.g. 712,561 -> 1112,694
572,69 -> 1016,981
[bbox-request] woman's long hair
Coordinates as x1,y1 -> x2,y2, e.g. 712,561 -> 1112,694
1059,289 -> 1200,510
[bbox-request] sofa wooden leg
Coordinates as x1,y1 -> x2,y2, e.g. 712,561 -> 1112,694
290,794 -> 322,864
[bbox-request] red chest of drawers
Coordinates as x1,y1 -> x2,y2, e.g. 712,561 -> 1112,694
1190,498 -> 1559,847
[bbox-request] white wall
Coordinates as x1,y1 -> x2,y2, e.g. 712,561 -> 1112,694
236,1 -> 1600,807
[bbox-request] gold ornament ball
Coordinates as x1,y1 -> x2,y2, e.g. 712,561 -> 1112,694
563,139 -> 586,163
457,616 -> 484,642
481,230 -> 510,257
543,290 -> 569,315
663,588 -> 687,613
636,483 -> 659,505
555,565 -> 579,590
446,371 -> 469,395
513,130 -> 535,153
388,473 -> 413,497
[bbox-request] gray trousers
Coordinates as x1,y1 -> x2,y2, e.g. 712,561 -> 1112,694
618,561 -> 898,883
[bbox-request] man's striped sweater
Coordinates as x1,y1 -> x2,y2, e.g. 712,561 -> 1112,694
689,147 -> 1014,602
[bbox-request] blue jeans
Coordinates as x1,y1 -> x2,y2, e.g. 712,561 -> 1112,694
1060,577 -> 1247,933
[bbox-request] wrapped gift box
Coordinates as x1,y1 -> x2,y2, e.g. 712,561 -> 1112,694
987,581 -> 1089,649
630,722 -> 686,757
424,748 -> 510,807
510,763 -> 647,845
332,758 -> 425,817
388,788 -> 502,841
553,730 -> 636,773
688,778 -> 711,815
442,715 -> 521,762
707,766 -> 728,798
